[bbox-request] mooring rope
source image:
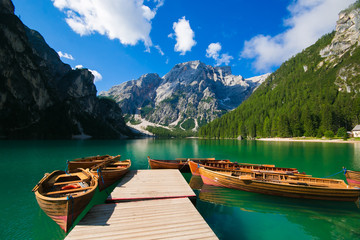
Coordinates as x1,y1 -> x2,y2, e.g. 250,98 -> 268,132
179,159 -> 190,171
65,160 -> 69,174
322,169 -> 345,178
97,168 -> 105,184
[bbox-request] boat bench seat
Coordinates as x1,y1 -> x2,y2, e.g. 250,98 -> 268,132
44,186 -> 93,196
53,180 -> 83,186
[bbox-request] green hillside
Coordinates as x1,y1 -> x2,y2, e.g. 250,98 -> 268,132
199,26 -> 360,139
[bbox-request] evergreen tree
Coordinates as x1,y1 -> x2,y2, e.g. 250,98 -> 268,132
263,117 -> 271,137
278,114 -> 292,137
302,109 -> 316,137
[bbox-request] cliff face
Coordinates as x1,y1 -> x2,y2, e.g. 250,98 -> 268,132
320,7 -> 360,61
100,60 -> 269,132
0,0 -> 132,139
319,4 -> 360,94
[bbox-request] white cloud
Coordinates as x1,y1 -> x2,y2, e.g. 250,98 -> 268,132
216,53 -> 233,66
206,42 -> 233,66
206,42 -> 221,59
52,0 -> 164,49
154,45 -> 164,56
57,51 -> 74,60
241,0 -> 356,72
170,16 -> 196,55
89,69 -> 103,83
74,65 -> 102,83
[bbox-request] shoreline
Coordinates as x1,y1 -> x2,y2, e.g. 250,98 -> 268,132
256,137 -> 360,144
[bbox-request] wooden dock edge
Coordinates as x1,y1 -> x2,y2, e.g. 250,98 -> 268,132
106,195 -> 197,205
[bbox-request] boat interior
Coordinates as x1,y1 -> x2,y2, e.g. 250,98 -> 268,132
39,171 -> 93,197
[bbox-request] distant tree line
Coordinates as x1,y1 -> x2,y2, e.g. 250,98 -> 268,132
146,126 -> 196,138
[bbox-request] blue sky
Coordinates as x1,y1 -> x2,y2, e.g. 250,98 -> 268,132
12,0 -> 356,92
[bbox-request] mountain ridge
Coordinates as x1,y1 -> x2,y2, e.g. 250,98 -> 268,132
100,60 -> 270,135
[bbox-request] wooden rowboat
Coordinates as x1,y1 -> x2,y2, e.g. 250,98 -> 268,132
32,169 -> 98,232
345,170 -> 360,187
199,167 -> 360,202
188,160 -> 299,176
90,159 -> 131,191
148,156 -> 230,173
67,155 -> 120,173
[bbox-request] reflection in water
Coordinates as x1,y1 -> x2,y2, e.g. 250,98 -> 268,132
199,184 -> 359,215
189,176 -> 203,190
353,143 -> 360,170
197,184 -> 360,240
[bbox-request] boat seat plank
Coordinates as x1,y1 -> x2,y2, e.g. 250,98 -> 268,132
53,180 -> 83,186
102,167 -> 127,170
44,187 -> 93,196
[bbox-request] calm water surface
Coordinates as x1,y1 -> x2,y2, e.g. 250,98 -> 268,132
1,139 -> 360,240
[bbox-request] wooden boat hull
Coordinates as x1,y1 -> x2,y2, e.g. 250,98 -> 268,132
91,160 -> 131,191
199,167 -> 360,202
33,169 -> 97,232
188,160 -> 299,176
67,155 -> 120,173
345,170 -> 360,187
148,158 -> 189,172
148,157 -> 229,173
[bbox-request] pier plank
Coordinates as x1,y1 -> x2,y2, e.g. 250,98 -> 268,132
65,198 -> 218,240
108,170 -> 196,201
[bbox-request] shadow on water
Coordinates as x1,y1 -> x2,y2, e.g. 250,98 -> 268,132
32,179 -> 121,239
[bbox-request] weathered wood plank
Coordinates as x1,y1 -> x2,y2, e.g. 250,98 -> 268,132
65,198 -> 218,240
108,170 -> 196,201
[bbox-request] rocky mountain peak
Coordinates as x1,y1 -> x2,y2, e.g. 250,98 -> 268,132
100,59 -> 270,134
320,4 -> 360,60
214,66 -> 232,76
0,0 -> 15,14
318,2 -> 360,94
136,73 -> 161,87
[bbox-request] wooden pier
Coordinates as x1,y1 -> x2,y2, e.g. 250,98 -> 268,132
65,169 -> 218,239
108,170 -> 196,202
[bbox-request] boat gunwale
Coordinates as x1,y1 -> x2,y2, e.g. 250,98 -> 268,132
72,154 -> 111,162
90,159 -> 131,173
148,157 -> 229,165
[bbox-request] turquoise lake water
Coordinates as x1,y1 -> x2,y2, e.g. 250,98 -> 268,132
1,139 -> 360,240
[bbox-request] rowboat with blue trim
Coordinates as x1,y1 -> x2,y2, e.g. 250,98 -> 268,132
188,160 -> 299,176
32,168 -> 98,232
199,167 -> 360,202
148,156 -> 230,173
90,159 -> 131,191
345,170 -> 360,187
